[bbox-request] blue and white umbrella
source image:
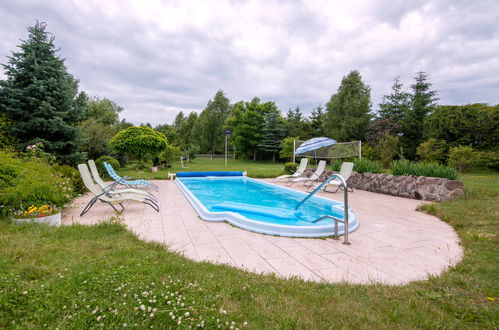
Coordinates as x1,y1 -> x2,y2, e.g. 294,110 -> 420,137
295,137 -> 337,155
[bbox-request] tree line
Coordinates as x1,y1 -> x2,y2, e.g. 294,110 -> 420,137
1,22 -> 497,169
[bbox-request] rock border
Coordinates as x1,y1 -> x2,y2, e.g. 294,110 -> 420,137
302,169 -> 464,201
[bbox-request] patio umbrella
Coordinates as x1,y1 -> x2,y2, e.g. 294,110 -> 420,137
295,137 -> 337,155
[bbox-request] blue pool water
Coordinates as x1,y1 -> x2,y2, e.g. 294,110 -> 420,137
176,176 -> 359,237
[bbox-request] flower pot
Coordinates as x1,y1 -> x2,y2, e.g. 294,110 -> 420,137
13,212 -> 61,227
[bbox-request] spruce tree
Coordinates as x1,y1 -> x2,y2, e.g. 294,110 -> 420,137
309,105 -> 325,136
324,70 -> 372,142
378,76 -> 410,132
259,110 -> 286,163
0,22 -> 85,164
401,71 -> 438,159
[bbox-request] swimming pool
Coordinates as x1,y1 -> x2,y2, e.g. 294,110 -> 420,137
175,176 -> 359,237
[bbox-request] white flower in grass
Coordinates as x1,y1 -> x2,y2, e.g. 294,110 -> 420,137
243,322 -> 248,326
140,305 -> 145,311
150,313 -> 155,318
184,312 -> 190,317
123,323 -> 127,328
22,291 -> 28,294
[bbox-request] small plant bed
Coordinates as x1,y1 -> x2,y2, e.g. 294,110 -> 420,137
0,172 -> 497,328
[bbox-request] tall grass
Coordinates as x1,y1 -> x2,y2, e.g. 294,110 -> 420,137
390,160 -> 459,180
353,159 -> 382,173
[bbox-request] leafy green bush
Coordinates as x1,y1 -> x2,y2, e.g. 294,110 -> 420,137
448,146 -> 479,172
376,134 -> 399,167
53,164 -> 86,195
0,150 -> 76,216
477,150 -> 499,171
353,159 -> 382,173
284,162 -> 298,174
96,155 -> 120,171
416,138 -> 448,163
390,159 -> 458,180
159,144 -> 182,165
360,144 -> 378,161
330,159 -> 343,172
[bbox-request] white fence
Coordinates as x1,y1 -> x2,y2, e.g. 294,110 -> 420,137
195,154 -> 236,160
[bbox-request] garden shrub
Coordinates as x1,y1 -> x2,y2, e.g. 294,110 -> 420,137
360,144 -> 378,161
353,159 -> 382,173
330,159 -> 343,172
159,144 -> 182,165
95,155 -> 120,176
284,162 -> 298,174
416,138 -> 448,164
448,146 -> 479,172
477,150 -> 499,171
0,150 -> 76,216
376,134 -> 399,167
53,164 -> 86,195
390,159 -> 458,180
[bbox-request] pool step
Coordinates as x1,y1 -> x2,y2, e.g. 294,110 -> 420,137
211,202 -> 304,220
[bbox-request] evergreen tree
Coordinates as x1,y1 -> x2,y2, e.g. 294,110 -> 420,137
309,105 -> 325,136
285,106 -> 304,138
378,76 -> 410,132
401,71 -> 438,159
259,110 -> 286,163
324,70 -> 372,142
0,22 -> 85,164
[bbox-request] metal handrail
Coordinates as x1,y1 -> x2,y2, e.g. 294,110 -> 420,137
295,174 -> 351,245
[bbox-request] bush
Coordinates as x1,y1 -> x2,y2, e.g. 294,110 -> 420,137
0,150 -> 76,216
284,162 -> 298,174
360,144 -> 378,161
390,159 -> 458,180
53,164 -> 86,195
448,146 -> 479,172
477,150 -> 499,171
159,144 -> 182,165
330,159 -> 343,172
353,159 -> 382,173
416,138 -> 448,164
95,155 -> 120,174
376,134 -> 399,167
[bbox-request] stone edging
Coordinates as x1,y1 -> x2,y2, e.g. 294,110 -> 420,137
302,169 -> 465,201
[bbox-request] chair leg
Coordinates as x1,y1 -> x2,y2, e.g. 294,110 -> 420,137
80,197 -> 98,216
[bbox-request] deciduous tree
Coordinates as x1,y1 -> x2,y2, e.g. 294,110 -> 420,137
324,70 -> 372,142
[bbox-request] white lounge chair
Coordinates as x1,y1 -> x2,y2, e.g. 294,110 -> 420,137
87,160 -> 158,202
78,164 -> 159,216
287,160 -> 327,189
323,162 -> 354,193
273,158 -> 309,183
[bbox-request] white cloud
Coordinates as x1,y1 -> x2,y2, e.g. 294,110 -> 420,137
0,0 -> 498,125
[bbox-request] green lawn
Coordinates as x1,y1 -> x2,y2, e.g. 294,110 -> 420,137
117,158 -> 289,179
0,170 -> 498,328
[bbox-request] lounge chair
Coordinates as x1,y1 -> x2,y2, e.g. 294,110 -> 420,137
323,162 -> 354,193
273,158 -> 309,183
103,162 -> 159,191
88,160 -> 158,202
287,160 -> 327,189
78,164 -> 159,216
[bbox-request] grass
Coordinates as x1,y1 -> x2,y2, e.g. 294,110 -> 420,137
1,170 -> 498,328
118,158 -> 287,179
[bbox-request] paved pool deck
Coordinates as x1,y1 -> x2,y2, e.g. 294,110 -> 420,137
62,179 -> 463,285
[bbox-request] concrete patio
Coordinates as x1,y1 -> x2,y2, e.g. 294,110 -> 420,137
62,179 -> 463,285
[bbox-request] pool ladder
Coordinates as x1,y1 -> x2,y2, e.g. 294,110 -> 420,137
295,174 -> 351,245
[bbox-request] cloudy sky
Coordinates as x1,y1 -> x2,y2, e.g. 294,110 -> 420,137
1,0 -> 498,125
